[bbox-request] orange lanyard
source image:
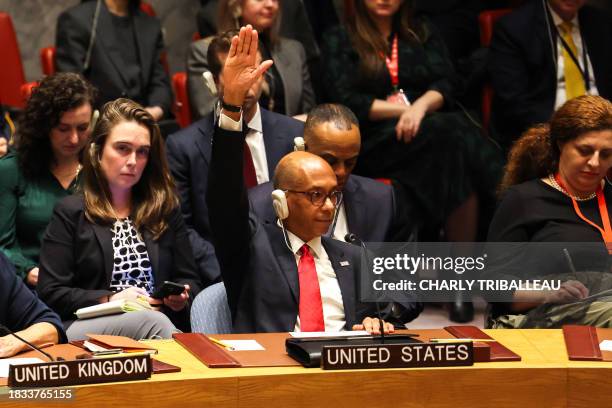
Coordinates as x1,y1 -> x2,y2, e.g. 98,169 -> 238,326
555,173 -> 612,253
383,35 -> 399,90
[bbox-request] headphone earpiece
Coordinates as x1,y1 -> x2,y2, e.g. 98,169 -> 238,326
88,109 -> 100,134
89,142 -> 99,162
293,137 -> 305,151
271,189 -> 289,220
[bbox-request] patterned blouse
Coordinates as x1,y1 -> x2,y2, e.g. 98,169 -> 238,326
109,218 -> 155,294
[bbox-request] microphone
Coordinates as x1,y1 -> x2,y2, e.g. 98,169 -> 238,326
344,233 -> 386,342
0,324 -> 55,362
344,233 -> 360,245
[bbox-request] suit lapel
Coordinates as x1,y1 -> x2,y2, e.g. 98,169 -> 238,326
194,116 -> 215,167
270,47 -> 291,114
97,4 -> 130,88
323,238 -> 356,327
266,224 -> 299,302
132,11 -> 154,89
143,230 -> 159,280
261,110 -> 285,176
579,10 -> 609,90
91,223 -> 114,284
537,1 -> 559,81
343,176 -> 366,240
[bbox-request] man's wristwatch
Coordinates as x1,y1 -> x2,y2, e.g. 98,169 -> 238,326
221,99 -> 243,113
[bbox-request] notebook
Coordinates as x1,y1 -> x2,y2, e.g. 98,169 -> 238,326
75,298 -> 152,319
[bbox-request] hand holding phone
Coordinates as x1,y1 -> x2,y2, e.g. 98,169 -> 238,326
151,281 -> 186,299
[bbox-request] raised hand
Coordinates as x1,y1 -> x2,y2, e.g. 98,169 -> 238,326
222,25 -> 274,107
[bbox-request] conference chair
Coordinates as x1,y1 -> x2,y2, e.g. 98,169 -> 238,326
478,9 -> 512,134
0,12 -> 27,109
190,282 -> 232,334
172,72 -> 192,128
20,82 -> 38,103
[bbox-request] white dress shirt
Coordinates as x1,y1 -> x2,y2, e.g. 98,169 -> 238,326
330,202 -> 348,241
285,230 -> 346,332
244,105 -> 270,184
219,105 -> 269,184
548,6 -> 599,109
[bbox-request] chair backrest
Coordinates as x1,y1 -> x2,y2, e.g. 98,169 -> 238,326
139,2 -> 157,17
0,12 -> 26,108
20,82 -> 39,104
343,0 -> 355,20
172,72 -> 192,128
40,46 -> 56,76
478,9 -> 512,133
190,282 -> 233,334
478,9 -> 512,47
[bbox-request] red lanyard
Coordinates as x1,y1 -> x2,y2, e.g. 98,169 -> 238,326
383,35 -> 399,89
555,173 -> 612,253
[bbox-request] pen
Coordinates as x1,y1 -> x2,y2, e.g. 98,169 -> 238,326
208,337 -> 235,351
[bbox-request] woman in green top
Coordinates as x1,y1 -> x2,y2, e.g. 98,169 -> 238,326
0,73 -> 96,286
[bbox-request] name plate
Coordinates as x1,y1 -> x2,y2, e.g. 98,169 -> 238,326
8,355 -> 151,388
321,342 -> 473,370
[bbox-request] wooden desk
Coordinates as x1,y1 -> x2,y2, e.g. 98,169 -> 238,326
0,329 -> 610,408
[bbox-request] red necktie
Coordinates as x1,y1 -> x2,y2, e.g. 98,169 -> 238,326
297,245 -> 325,331
243,141 -> 257,188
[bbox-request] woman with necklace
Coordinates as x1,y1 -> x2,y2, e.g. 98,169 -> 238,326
0,73 -> 95,287
486,95 -> 612,328
38,99 -> 201,340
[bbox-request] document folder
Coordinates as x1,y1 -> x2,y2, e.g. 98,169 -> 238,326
562,325 -> 612,361
444,325 -> 521,361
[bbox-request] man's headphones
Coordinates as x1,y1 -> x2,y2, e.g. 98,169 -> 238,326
89,142 -> 99,163
293,137 -> 305,151
88,109 -> 100,134
271,189 -> 289,220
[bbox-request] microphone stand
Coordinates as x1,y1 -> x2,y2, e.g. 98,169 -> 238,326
345,233 -> 385,344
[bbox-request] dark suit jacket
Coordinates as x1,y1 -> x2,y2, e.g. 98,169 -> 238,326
207,124 -> 421,333
488,2 -> 612,151
248,174 -> 397,243
55,1 -> 172,113
37,196 -> 201,331
166,110 -> 302,288
0,252 -> 66,343
187,36 -> 315,120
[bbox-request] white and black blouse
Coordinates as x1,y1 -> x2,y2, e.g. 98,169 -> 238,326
109,218 -> 155,294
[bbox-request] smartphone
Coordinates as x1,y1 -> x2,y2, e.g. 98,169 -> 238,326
151,281 -> 185,299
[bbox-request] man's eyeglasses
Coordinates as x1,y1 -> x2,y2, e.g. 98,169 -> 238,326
285,190 -> 343,207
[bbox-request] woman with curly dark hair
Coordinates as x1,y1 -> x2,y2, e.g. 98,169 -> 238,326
0,73 -> 96,286
485,95 -> 612,328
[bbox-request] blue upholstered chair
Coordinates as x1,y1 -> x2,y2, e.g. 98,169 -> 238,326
190,282 -> 232,333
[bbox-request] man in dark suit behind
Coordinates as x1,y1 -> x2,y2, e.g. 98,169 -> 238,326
208,26 -> 421,333
249,103 -> 414,244
55,0 -> 171,122
166,30 -> 302,288
488,0 -> 612,152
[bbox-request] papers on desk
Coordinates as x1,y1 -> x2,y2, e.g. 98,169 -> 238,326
600,340 -> 612,352
0,358 -> 43,377
222,340 -> 265,351
289,331 -> 370,338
